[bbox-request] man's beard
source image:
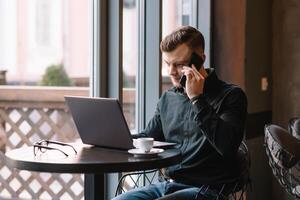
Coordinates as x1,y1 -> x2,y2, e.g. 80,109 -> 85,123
170,77 -> 182,88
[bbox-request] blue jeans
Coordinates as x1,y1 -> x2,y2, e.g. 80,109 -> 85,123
112,181 -> 223,200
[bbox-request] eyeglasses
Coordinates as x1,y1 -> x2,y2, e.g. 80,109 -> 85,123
33,140 -> 77,157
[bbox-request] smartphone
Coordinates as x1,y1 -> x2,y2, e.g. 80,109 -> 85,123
179,52 -> 204,88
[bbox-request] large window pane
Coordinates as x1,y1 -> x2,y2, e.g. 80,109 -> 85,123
0,1 -> 91,199
0,0 -> 91,87
161,0 -> 193,91
123,0 -> 138,133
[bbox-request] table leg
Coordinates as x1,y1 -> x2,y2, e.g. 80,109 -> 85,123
84,173 -> 105,200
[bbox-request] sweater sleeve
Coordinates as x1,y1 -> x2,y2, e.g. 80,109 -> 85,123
191,87 -> 248,157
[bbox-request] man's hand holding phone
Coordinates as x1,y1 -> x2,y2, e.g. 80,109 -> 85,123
182,65 -> 206,99
180,52 -> 206,99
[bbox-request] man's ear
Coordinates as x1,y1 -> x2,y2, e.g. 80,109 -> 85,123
201,54 -> 206,65
195,48 -> 206,64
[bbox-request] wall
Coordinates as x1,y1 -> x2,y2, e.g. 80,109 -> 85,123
213,0 -> 273,199
213,0 -> 272,112
272,0 -> 300,199
273,0 -> 300,126
212,0 -> 246,89
245,0 -> 273,199
245,0 -> 272,113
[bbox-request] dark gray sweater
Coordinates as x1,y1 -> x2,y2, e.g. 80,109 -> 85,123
139,68 -> 248,187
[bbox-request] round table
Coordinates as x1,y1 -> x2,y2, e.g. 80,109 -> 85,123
5,143 -> 182,200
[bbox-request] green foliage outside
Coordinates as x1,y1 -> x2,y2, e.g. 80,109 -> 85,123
40,64 -> 73,86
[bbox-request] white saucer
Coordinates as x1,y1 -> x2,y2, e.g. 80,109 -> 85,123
128,148 -> 164,158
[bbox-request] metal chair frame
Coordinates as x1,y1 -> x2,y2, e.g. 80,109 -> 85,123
264,124 -> 300,199
115,169 -> 160,196
115,142 -> 250,200
289,117 -> 300,140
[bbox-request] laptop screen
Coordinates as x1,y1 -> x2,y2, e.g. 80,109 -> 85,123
65,96 -> 134,150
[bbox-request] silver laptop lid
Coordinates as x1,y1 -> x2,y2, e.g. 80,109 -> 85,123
65,96 -> 134,150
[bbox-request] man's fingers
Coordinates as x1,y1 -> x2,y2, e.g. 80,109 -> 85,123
182,66 -> 205,83
192,65 -> 206,81
182,67 -> 194,79
183,66 -> 204,81
191,65 -> 202,79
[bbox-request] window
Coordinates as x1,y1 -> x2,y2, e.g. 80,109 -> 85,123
162,0 -> 194,91
0,1 -> 91,199
162,0 -> 194,37
0,0 -> 91,87
123,0 -> 138,133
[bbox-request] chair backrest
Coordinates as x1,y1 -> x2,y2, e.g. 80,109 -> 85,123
221,141 -> 251,199
193,142 -> 251,200
265,124 -> 300,168
235,141 -> 251,189
264,124 -> 300,199
288,117 -> 300,140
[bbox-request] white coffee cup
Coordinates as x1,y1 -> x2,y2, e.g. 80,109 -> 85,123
133,138 -> 154,152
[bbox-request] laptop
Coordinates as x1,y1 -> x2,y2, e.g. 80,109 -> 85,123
65,96 -> 176,150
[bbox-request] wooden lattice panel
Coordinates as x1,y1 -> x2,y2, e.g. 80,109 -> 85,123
0,107 -> 84,200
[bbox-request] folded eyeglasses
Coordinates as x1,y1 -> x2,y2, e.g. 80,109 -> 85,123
33,140 -> 77,157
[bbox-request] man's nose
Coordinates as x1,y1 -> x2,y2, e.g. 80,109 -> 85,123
169,64 -> 178,75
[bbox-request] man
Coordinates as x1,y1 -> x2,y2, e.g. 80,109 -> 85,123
113,26 -> 247,200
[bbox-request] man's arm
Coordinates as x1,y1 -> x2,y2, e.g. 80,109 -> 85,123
192,88 -> 247,157
133,106 -> 165,141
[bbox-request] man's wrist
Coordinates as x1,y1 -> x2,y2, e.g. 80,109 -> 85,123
190,95 -> 202,104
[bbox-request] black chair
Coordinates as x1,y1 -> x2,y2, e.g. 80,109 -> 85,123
264,124 -> 300,199
115,142 -> 250,200
288,117 -> 300,140
115,169 -> 161,196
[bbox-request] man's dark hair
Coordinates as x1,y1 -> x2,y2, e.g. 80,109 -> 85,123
160,26 -> 205,52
